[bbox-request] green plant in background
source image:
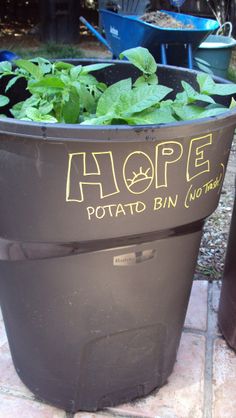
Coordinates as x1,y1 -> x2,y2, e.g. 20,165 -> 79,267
228,67 -> 236,83
0,46 -> 236,125
2,43 -> 84,60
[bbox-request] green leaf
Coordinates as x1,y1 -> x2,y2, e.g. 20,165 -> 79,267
39,101 -> 54,115
124,107 -> 176,124
28,76 -> 65,94
5,76 -> 21,92
10,101 -> 25,118
70,65 -> 82,80
25,107 -> 41,120
25,107 -> 57,123
31,57 -> 52,74
181,81 -> 215,104
79,84 -> 96,113
81,63 -> 113,74
19,117 -> 32,121
60,74 -> 70,84
174,91 -> 188,105
32,76 -> 65,88
96,82 -> 107,92
230,97 -> 236,109
213,83 -> 236,96
38,114 -> 58,123
78,73 -> 98,86
159,99 -> 174,108
0,95 -> 9,107
173,104 -> 207,120
24,95 -> 41,107
15,59 -> 42,79
134,74 -> 158,87
197,72 -> 236,96
54,61 -> 74,70
10,96 -> 41,119
62,87 -> 80,123
96,78 -> 132,116
146,74 -> 158,85
120,47 -> 157,75
62,90 -> 70,102
81,115 -> 113,125
119,84 -> 172,115
173,103 -> 227,120
197,73 -> 215,94
134,76 -> 147,87
0,61 -> 12,73
200,106 -> 228,118
91,82 -> 107,100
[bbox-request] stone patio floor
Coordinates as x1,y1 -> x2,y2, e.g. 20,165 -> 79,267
0,279 -> 236,418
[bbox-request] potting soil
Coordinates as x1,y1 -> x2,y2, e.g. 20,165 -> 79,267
140,11 -> 194,29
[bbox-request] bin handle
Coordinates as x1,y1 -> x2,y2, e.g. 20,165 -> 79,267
216,21 -> 233,37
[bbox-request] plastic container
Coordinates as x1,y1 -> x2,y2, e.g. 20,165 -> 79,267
0,61 -> 236,412
218,179 -> 236,351
0,50 -> 19,62
193,34 -> 236,79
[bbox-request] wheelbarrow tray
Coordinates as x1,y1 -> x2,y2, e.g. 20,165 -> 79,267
100,9 -> 219,59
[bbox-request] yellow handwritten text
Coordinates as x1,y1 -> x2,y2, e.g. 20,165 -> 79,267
155,142 -> 183,188
187,134 -> 212,182
203,166 -> 224,194
66,133 -> 217,207
87,201 -> 146,220
153,194 -> 178,211
184,166 -> 224,209
66,151 -> 119,203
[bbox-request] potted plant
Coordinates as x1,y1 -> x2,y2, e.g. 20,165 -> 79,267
0,47 -> 236,412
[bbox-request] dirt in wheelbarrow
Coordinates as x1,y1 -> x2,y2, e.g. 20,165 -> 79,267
140,11 -> 194,29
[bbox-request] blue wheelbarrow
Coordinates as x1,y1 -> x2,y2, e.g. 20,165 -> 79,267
80,10 -> 219,69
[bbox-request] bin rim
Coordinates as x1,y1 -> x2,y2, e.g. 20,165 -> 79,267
1,109 -> 236,142
198,34 -> 236,49
0,62 -> 236,142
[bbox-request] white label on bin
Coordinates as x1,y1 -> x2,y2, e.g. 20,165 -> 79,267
113,249 -> 156,266
110,26 -> 120,39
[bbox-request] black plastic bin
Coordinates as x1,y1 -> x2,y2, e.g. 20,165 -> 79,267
218,177 -> 236,351
0,62 -> 236,412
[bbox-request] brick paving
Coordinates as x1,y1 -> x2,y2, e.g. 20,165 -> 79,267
0,280 -> 236,418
